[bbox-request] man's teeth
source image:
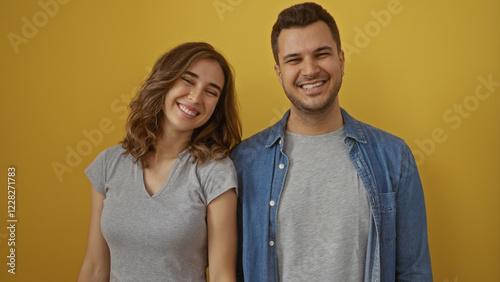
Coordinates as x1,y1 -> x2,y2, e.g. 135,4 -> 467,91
301,81 -> 324,90
179,104 -> 198,116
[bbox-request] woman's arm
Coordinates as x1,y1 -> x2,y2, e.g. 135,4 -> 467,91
207,188 -> 238,282
77,185 -> 110,282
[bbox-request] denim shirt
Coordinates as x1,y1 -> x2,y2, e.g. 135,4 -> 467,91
231,108 -> 432,282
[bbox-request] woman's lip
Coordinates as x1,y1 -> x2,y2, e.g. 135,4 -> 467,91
177,103 -> 199,118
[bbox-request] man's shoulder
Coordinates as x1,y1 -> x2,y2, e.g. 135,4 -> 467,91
233,126 -> 274,151
231,124 -> 277,165
343,109 -> 408,150
358,119 -> 405,145
345,114 -> 415,174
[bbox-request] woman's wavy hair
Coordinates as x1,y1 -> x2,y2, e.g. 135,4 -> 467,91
121,42 -> 241,167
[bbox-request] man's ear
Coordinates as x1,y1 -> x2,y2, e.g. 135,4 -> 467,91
274,64 -> 283,87
339,49 -> 345,75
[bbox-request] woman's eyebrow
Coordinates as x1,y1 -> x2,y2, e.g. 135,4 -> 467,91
185,71 -> 222,92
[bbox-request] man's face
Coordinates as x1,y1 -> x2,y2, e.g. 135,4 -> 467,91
274,21 -> 345,116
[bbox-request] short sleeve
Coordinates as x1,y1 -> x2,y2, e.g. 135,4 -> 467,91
204,157 -> 238,205
85,149 -> 108,196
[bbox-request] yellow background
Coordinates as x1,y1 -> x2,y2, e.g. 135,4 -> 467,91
1,0 -> 499,281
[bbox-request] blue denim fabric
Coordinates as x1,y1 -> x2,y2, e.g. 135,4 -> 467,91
231,108 -> 432,282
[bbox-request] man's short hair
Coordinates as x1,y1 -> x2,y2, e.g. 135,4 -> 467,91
271,2 -> 342,64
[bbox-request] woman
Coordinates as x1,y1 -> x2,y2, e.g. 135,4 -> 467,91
78,42 -> 241,281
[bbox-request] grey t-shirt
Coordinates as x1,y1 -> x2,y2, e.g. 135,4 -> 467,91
277,127 -> 370,281
85,145 -> 237,282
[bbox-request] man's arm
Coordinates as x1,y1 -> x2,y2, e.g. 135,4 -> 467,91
395,145 -> 433,281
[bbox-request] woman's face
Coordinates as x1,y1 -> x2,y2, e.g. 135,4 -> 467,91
162,59 -> 225,137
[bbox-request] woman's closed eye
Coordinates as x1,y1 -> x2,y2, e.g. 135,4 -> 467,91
181,77 -> 194,85
205,89 -> 219,97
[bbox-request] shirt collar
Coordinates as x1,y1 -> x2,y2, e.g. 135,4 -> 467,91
264,108 -> 368,147
265,110 -> 289,148
341,108 -> 368,144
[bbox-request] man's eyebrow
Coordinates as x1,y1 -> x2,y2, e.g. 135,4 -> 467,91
282,53 -> 300,62
281,46 -> 334,62
185,71 -> 222,92
315,46 -> 334,53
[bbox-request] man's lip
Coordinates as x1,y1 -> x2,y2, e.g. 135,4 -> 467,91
296,79 -> 326,87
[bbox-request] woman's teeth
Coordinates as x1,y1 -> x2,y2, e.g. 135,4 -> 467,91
179,104 -> 198,116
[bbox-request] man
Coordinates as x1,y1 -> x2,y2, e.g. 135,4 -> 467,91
231,2 -> 432,281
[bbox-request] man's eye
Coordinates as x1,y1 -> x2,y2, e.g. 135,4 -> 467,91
318,53 -> 330,58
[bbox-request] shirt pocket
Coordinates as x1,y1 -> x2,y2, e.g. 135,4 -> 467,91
379,192 -> 396,244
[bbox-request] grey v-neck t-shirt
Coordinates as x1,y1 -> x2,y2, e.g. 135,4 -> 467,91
85,145 -> 237,281
277,127 -> 370,281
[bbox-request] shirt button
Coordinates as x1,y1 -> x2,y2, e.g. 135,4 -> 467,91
279,164 -> 285,169
270,200 -> 275,207
279,139 -> 282,145
269,241 -> 275,247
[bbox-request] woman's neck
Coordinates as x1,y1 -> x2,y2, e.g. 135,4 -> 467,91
149,130 -> 191,165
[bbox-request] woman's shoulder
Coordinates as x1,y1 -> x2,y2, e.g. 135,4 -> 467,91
179,151 -> 234,174
105,144 -> 127,156
197,156 -> 236,181
192,156 -> 238,200
93,144 -> 129,165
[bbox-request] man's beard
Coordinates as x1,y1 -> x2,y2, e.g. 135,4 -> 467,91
283,78 -> 342,115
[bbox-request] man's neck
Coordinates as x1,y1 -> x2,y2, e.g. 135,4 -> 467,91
286,104 -> 344,136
